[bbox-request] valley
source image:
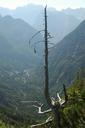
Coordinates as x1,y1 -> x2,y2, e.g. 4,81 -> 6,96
0,4 -> 85,128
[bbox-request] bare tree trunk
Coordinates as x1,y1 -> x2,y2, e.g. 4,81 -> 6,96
53,106 -> 61,128
42,6 -> 69,128
44,5 -> 52,107
44,6 -> 61,128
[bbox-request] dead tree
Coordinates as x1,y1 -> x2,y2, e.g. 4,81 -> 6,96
43,6 -> 68,128
21,6 -> 68,128
29,6 -> 68,128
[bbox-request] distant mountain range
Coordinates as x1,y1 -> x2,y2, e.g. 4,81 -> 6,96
62,8 -> 85,20
0,4 -> 85,43
0,4 -> 43,25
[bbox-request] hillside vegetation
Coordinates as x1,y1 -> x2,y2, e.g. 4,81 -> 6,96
0,71 -> 84,128
30,72 -> 85,128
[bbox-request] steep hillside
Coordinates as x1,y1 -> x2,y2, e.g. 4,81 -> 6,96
0,66 -> 44,122
0,15 -> 43,70
0,72 -> 84,128
0,15 -> 44,121
49,20 -> 85,92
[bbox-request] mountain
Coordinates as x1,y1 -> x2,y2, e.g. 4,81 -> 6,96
49,20 -> 85,92
0,7 -> 12,16
13,4 -> 43,25
62,8 -> 85,21
0,5 -> 83,44
0,15 -> 43,70
0,14 -> 45,122
0,4 -> 43,25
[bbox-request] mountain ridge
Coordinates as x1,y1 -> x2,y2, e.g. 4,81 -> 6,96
0,14 -> 43,70
0,4 -> 83,44
49,20 -> 85,92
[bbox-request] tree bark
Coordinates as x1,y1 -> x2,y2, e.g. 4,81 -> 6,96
44,5 -> 52,107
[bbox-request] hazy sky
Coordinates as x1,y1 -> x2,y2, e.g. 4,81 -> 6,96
0,0 -> 85,10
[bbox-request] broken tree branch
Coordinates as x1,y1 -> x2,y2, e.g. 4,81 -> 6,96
33,104 -> 52,114
57,93 -> 65,106
31,116 -> 53,128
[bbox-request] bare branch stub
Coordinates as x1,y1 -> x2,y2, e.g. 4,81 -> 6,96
57,93 -> 65,106
33,104 -> 52,114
